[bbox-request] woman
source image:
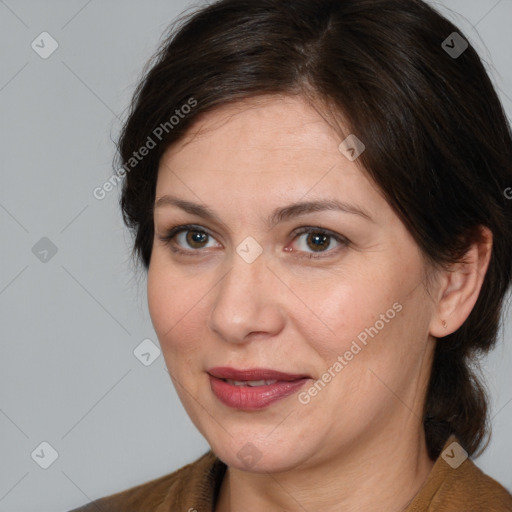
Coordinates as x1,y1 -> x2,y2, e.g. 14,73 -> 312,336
71,0 -> 512,510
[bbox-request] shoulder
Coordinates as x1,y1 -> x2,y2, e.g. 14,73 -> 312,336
440,458 -> 512,511
67,451 -> 219,512
408,437 -> 512,512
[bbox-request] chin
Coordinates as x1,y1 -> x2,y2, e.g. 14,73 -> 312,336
208,434 -> 312,473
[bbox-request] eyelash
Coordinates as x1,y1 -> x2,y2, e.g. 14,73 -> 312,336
157,224 -> 349,260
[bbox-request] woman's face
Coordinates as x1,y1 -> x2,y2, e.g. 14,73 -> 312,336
148,95 -> 437,472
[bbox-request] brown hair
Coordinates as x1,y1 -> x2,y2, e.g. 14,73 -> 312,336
116,0 -> 512,460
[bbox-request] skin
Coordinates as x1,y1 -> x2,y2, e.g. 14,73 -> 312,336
147,95 -> 492,512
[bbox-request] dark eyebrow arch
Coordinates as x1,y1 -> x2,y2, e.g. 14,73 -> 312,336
154,194 -> 374,228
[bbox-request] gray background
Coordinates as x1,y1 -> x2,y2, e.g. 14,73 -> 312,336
0,1 -> 511,510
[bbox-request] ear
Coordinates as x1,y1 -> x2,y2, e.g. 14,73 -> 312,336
429,226 -> 493,338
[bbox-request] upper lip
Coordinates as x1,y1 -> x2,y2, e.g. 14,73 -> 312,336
208,367 -> 310,381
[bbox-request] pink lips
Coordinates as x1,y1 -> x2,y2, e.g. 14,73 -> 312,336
208,367 -> 310,381
207,366 -> 311,410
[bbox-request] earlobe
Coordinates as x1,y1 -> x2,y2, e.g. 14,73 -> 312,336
429,226 -> 493,339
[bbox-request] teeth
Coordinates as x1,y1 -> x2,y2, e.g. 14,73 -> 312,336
225,379 -> 278,387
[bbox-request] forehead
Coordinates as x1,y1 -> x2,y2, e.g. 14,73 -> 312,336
157,95 -> 371,190
152,94 -> 398,237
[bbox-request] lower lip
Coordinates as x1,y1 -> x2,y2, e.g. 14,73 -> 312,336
208,375 -> 310,410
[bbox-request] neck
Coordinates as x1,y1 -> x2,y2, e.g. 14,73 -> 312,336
215,428 -> 434,512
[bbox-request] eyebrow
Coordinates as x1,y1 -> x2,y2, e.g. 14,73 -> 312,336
154,194 -> 374,228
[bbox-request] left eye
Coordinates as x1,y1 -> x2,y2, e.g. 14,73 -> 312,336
292,228 -> 347,257
158,224 -> 348,259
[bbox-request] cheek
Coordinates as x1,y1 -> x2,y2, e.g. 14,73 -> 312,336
147,261 -> 172,337
147,257 -> 211,367
294,269 -> 399,354
310,275 -> 431,408
296,262 -> 425,401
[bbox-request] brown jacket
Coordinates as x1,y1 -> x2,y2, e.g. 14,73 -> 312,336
69,435 -> 512,511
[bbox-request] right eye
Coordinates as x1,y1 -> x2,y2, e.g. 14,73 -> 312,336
157,224 -> 221,255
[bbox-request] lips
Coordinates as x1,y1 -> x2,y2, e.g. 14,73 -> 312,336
207,367 -> 312,410
207,367 -> 310,382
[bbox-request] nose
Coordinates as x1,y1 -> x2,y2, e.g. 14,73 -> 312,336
207,250 -> 286,344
